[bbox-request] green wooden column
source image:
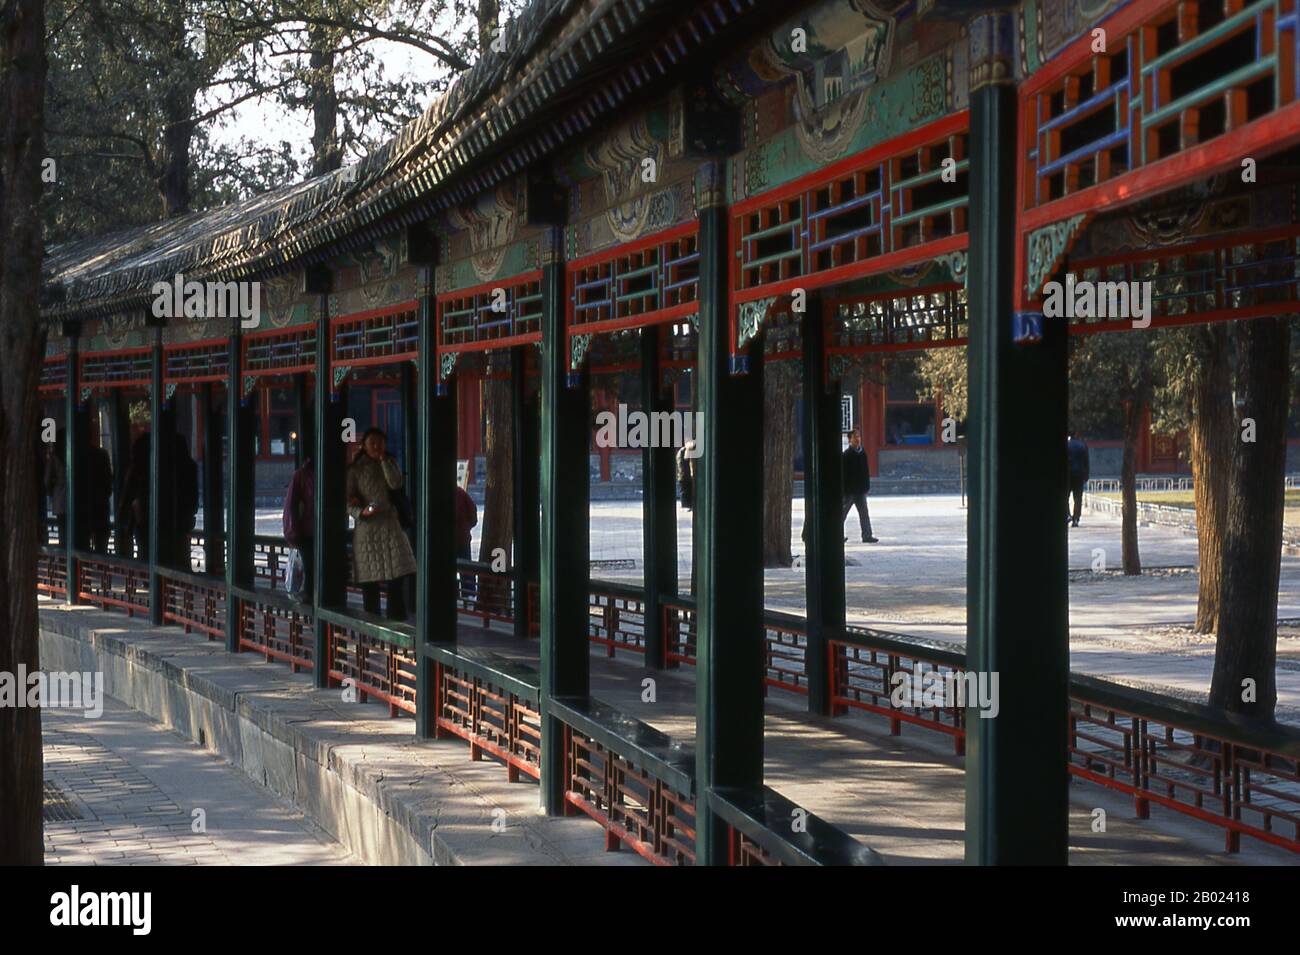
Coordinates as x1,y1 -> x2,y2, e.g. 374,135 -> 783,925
511,344 -> 540,640
400,360 -> 419,614
63,329 -> 81,604
964,11 -> 1069,865
111,388 -> 130,540
640,325 -> 677,668
415,293 -> 459,739
539,230 -> 590,814
201,383 -> 224,577
148,327 -> 166,624
292,373 -> 308,468
695,171 -> 767,864
225,325 -> 256,651
801,294 -> 844,716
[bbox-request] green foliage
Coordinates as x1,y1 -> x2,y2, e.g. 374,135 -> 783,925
915,346 -> 967,421
1068,329 -> 1161,436
43,0 -> 503,240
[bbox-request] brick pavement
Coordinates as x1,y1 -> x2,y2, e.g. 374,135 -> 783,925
43,699 -> 353,865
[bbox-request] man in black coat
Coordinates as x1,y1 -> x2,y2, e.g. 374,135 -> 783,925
1067,430 -> 1090,527
842,429 -> 878,543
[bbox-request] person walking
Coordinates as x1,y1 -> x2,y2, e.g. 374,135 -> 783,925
676,440 -> 697,511
283,455 -> 316,601
1067,430 -> 1090,527
83,438 -> 114,554
172,434 -> 200,569
454,484 -> 477,561
347,427 -> 416,620
842,429 -> 878,543
117,433 -> 150,559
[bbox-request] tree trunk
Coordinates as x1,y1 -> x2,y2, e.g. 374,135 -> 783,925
0,0 -> 48,865
1188,324 -> 1232,632
478,376 -> 513,563
1120,399 -> 1142,575
761,360 -> 797,568
158,10 -> 195,216
1209,317 -> 1290,719
478,0 -> 501,53
308,26 -> 340,177
158,107 -> 193,216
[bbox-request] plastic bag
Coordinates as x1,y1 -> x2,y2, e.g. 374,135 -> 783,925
285,548 -> 305,597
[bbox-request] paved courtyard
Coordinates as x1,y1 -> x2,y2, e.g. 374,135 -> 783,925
582,494 -> 1300,721
43,697 -> 354,865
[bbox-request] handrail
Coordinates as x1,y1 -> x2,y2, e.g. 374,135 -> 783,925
155,564 -> 226,591
71,547 -> 149,571
229,582 -> 312,617
708,786 -> 884,866
840,623 -> 965,667
550,694 -> 695,796
1069,673 -> 1300,757
425,642 -> 540,703
314,605 -> 415,649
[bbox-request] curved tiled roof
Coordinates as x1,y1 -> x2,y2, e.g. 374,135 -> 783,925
44,0 -> 767,320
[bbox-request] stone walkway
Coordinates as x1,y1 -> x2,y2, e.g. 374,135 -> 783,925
43,697 -> 353,865
39,603 -> 650,866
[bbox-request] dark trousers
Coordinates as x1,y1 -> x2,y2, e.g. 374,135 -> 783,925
297,540 -> 315,602
456,542 -> 475,597
842,493 -> 873,540
362,577 -> 408,621
1069,478 -> 1086,524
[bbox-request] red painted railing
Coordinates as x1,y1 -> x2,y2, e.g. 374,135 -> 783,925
76,553 -> 150,617
37,547 -> 68,598
563,723 -> 696,865
43,549 -> 1300,857
1069,679 -> 1300,855
589,583 -> 649,657
429,645 -> 542,782
159,569 -> 227,640
235,586 -> 315,672
829,636 -> 967,755
317,609 -> 417,717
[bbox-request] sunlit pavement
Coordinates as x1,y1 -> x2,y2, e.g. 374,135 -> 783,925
43,697 -> 354,865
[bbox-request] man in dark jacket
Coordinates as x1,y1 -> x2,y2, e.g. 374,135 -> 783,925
82,440 -> 114,553
172,434 -> 200,570
1067,430 -> 1090,527
842,429 -> 878,543
454,485 -> 477,561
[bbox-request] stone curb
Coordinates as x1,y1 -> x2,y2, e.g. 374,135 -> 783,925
38,604 -> 625,867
